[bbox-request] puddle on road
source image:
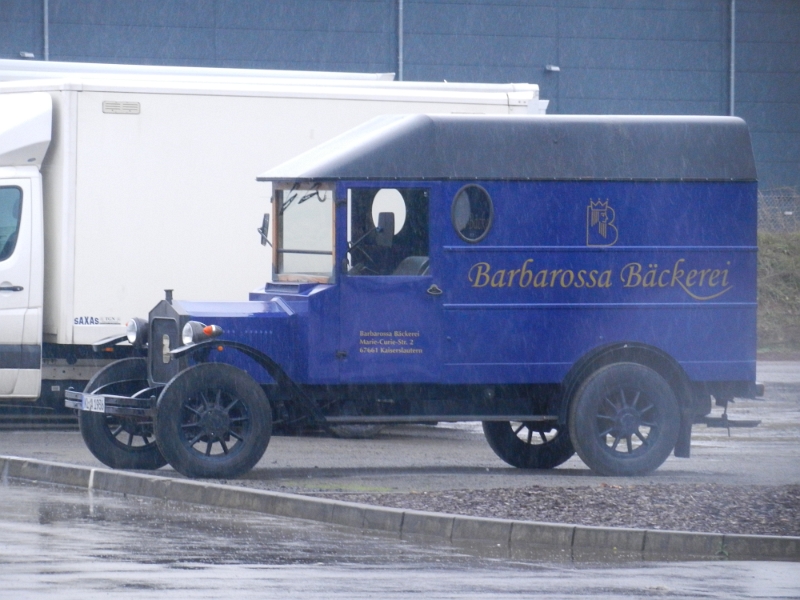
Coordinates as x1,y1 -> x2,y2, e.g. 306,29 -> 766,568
1,480 -> 798,599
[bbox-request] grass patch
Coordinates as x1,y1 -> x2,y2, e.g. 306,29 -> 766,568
758,231 -> 800,355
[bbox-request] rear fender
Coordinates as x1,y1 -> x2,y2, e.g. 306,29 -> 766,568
558,342 -> 694,458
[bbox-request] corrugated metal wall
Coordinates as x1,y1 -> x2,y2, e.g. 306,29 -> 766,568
1,0 -> 797,189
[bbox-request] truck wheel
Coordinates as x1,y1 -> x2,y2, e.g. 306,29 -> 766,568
79,358 -> 167,470
154,363 -> 272,479
568,362 -> 680,476
482,420 -> 575,469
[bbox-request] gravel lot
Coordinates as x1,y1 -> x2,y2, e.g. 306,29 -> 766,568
281,371 -> 800,538
330,483 -> 800,537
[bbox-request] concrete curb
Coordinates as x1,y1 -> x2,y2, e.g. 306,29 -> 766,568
2,455 -> 798,562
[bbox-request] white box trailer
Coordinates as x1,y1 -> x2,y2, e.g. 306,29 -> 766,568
0,74 -> 546,404
0,57 -> 395,83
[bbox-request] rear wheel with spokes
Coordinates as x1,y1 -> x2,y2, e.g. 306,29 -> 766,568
483,420 -> 575,469
568,362 -> 680,476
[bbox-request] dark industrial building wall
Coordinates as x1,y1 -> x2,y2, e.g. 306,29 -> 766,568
736,1 -> 799,192
1,0 -> 797,190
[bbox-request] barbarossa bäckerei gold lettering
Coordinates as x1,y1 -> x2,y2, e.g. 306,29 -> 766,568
468,259 -> 612,289
467,258 -> 733,300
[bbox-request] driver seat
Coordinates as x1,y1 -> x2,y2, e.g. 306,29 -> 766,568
392,256 -> 430,276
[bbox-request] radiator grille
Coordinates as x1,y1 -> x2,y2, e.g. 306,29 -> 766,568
149,317 -> 180,384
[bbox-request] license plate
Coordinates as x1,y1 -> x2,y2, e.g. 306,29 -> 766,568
82,394 -> 106,413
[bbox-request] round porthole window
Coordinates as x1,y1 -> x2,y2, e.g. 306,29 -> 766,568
451,185 -> 493,242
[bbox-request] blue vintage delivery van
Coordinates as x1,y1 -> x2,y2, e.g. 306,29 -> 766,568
67,114 -> 762,479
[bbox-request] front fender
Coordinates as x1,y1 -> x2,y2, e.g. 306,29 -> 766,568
171,340 -> 328,429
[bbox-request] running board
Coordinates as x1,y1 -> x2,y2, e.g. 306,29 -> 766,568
324,415 -> 558,424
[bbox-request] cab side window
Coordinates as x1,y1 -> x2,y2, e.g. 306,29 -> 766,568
348,188 -> 429,276
0,187 -> 22,262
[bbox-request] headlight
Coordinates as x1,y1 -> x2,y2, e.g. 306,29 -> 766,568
125,317 -> 149,347
182,321 -> 224,345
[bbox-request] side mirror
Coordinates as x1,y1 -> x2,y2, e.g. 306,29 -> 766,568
258,213 -> 271,247
376,212 -> 394,248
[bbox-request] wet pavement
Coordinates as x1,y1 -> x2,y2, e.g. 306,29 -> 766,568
1,480 -> 798,599
0,365 -> 798,495
758,362 -> 800,384
0,363 -> 798,596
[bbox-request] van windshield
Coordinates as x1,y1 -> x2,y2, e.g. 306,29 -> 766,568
274,185 -> 334,281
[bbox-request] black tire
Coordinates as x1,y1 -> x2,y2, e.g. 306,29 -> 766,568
568,362 -> 680,476
154,363 -> 272,478
79,358 -> 167,470
483,420 -> 575,469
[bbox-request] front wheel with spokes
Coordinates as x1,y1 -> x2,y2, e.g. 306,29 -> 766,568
79,358 -> 167,470
155,363 -> 272,478
568,362 -> 680,476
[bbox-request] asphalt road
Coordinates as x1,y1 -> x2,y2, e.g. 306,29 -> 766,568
1,480 -> 798,599
0,362 -> 797,495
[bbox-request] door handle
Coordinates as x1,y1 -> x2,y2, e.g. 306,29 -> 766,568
0,285 -> 23,292
426,284 -> 443,296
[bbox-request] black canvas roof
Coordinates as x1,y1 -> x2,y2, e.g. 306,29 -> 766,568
258,114 -> 757,183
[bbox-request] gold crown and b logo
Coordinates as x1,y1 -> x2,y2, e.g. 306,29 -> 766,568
586,199 -> 618,246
